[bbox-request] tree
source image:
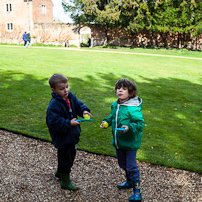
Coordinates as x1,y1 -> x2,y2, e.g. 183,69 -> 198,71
148,0 -> 178,47
118,0 -> 151,46
148,0 -> 202,49
62,0 -> 121,45
190,0 -> 202,49
174,0 -> 194,48
62,0 -> 202,49
84,0 -> 121,45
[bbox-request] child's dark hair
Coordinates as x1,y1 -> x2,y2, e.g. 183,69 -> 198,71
115,78 -> 137,98
49,73 -> 68,88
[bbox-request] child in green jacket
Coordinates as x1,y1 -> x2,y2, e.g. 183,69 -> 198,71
100,78 -> 145,202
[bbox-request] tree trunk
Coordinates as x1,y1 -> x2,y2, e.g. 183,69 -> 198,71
150,32 -> 154,47
131,33 -> 136,47
182,33 -> 186,48
153,32 -> 157,47
160,32 -> 168,48
178,32 -> 182,49
164,32 -> 168,48
156,33 -> 159,47
104,28 -> 108,46
192,37 -> 197,50
170,32 -> 174,47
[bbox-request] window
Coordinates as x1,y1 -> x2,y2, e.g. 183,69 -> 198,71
42,5 -> 46,14
6,3 -> 12,12
7,23 -> 13,30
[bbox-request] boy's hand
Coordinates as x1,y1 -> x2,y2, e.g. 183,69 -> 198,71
83,111 -> 92,118
121,125 -> 129,133
100,121 -> 108,129
71,118 -> 80,126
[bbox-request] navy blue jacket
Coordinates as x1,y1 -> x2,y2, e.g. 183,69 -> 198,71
22,33 -> 27,41
46,92 -> 90,149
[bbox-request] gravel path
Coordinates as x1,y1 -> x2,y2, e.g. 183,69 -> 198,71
0,130 -> 201,202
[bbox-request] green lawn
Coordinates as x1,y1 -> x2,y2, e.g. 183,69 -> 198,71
85,46 -> 202,58
0,45 -> 201,173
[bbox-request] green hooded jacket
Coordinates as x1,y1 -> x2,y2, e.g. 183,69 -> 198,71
26,33 -> 31,41
103,97 -> 145,151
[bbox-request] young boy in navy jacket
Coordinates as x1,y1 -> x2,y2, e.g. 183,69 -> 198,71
46,73 -> 92,190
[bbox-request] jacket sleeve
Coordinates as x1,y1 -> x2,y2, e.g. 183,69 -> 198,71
103,104 -> 114,126
103,114 -> 113,126
73,94 -> 90,117
46,101 -> 71,134
127,107 -> 145,136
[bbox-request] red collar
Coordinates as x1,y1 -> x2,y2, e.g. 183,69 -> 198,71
65,98 -> 71,109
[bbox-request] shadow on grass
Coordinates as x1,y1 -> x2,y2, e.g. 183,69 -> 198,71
0,70 -> 201,173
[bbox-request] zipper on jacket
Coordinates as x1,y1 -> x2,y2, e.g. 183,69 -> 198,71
64,99 -> 74,119
115,104 -> 119,149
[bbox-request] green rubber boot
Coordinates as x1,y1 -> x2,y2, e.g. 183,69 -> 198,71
55,171 -> 61,179
55,171 -> 72,181
60,173 -> 79,190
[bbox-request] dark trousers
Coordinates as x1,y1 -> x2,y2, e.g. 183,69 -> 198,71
116,149 -> 140,179
57,144 -> 76,174
24,41 -> 27,46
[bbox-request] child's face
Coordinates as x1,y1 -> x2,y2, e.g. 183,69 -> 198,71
51,82 -> 69,100
116,86 -> 130,103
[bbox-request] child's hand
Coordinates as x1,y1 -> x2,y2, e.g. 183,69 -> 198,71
121,125 -> 129,133
71,118 -> 80,126
100,121 -> 108,129
83,111 -> 92,118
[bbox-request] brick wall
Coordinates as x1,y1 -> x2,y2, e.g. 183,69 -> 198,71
0,22 -> 80,46
32,0 -> 53,24
0,0 -> 53,31
0,0 -> 33,30
31,23 -> 77,45
90,25 -> 202,50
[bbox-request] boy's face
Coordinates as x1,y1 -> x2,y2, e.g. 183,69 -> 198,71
51,82 -> 69,100
116,86 -> 130,103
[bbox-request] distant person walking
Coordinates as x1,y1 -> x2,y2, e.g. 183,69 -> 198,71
26,32 -> 31,47
22,32 -> 27,46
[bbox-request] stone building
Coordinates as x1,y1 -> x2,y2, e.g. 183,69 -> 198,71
0,0 -> 91,47
0,0 -> 53,31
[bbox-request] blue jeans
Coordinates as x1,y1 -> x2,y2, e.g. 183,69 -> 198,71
116,149 -> 140,179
